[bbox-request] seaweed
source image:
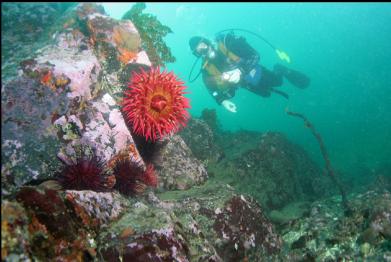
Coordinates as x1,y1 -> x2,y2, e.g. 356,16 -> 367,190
122,2 -> 176,66
286,109 -> 352,215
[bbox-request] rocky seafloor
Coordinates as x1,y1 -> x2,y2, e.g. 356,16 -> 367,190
2,3 -> 391,262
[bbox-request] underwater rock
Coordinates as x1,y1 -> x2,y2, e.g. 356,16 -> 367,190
97,199 -> 191,261
15,186 -> 97,261
179,118 -> 222,162
357,227 -> 379,245
54,92 -> 143,165
230,132 -> 332,210
1,3 -> 77,81
5,180 -> 282,261
65,190 -> 125,231
151,134 -> 208,190
44,4 -> 149,168
269,201 -> 311,225
85,7 -> 146,66
101,229 -> 190,261
212,195 -> 283,259
1,75 -> 69,196
369,164 -> 391,192
200,108 -> 221,133
97,181 -> 282,261
35,31 -> 100,100
1,201 -> 30,261
157,181 -> 282,261
83,3 -> 151,98
99,230 -> 189,261
357,190 -> 391,244
12,186 -> 130,261
278,189 -> 391,261
16,186 -> 82,241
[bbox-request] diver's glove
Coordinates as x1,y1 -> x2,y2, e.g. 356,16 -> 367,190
222,100 -> 237,113
222,69 -> 242,84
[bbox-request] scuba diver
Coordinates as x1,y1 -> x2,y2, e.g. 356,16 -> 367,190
188,31 -> 310,113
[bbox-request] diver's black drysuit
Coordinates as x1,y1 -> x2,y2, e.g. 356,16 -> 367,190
200,33 -> 310,104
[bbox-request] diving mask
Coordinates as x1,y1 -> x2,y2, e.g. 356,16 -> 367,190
195,42 -> 215,59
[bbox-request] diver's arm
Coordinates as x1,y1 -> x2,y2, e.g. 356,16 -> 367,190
202,73 -> 235,105
203,72 -> 238,113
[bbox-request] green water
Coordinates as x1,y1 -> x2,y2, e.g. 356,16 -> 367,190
103,3 -> 391,182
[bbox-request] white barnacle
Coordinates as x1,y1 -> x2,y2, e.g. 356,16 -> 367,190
240,194 -> 247,203
222,231 -> 229,240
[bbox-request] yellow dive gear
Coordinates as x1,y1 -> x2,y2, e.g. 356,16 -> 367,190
276,49 -> 291,63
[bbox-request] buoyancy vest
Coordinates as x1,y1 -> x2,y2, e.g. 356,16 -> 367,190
202,40 -> 242,92
217,40 -> 241,63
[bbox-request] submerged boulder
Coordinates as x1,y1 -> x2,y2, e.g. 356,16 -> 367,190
233,132 -> 331,210
184,112 -> 332,212
1,201 -> 30,261
1,75 -> 70,195
211,131 -> 332,211
14,186 -> 101,261
1,3 -> 78,81
179,117 -> 222,163
278,190 -> 391,261
151,135 -> 209,190
97,200 -> 193,261
156,181 -> 283,261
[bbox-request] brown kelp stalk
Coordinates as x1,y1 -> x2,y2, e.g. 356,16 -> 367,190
286,109 -> 351,213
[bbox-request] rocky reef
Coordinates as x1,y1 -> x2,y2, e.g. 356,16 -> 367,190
278,190 -> 391,261
188,111 -> 334,212
179,110 -> 391,261
2,3 -> 147,196
2,3 -> 390,262
151,135 -> 209,190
